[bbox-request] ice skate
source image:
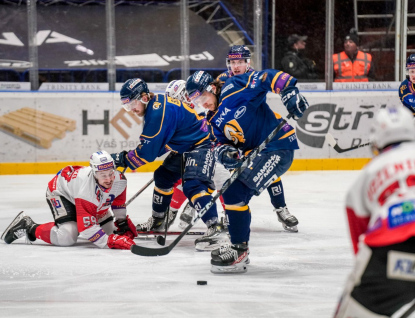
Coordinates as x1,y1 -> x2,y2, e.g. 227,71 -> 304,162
210,243 -> 249,274
211,243 -> 250,264
178,202 -> 196,229
275,206 -> 298,232
136,216 -> 165,233
1,211 -> 38,244
194,222 -> 229,251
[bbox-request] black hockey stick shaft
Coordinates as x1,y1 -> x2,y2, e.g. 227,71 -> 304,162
325,133 -> 370,153
131,115 -> 291,257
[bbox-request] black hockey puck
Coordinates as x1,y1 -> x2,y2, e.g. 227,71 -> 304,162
156,235 -> 166,246
197,280 -> 207,285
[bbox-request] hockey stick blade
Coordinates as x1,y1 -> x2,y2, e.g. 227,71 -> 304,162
131,116 -> 290,257
325,133 -> 370,153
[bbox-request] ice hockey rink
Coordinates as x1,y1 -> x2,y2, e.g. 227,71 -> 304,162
0,170 -> 358,318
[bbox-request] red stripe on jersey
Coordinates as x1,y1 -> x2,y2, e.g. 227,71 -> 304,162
346,206 -> 370,254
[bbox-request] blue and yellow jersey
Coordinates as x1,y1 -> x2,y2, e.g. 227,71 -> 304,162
399,79 -> 415,116
216,68 -> 255,85
125,94 -> 211,170
209,69 -> 299,153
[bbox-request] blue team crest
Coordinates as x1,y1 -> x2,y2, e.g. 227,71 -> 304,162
234,106 -> 246,119
153,102 -> 161,110
388,200 -> 415,228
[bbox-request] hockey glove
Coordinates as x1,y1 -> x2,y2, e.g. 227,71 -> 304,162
107,234 -> 135,250
214,144 -> 242,169
111,151 -> 127,168
281,86 -> 309,120
114,215 -> 138,239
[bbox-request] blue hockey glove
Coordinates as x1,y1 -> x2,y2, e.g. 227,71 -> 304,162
214,144 -> 242,169
281,86 -> 309,120
111,151 -> 128,168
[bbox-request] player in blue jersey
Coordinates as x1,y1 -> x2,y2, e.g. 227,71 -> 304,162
217,45 -> 300,232
399,54 -> 415,116
186,69 -> 309,273
110,78 -> 229,250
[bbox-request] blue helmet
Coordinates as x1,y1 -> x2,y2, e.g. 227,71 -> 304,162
406,54 -> 415,70
226,45 -> 251,73
120,78 -> 149,109
185,71 -> 214,101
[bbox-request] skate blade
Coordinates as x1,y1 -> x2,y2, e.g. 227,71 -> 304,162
282,224 -> 298,233
195,238 -> 230,251
1,211 -> 26,242
210,263 -> 247,274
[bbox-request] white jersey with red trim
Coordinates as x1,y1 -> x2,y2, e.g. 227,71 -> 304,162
47,166 -> 127,248
346,141 -> 415,253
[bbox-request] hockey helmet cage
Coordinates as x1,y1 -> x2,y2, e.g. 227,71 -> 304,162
370,106 -> 415,151
226,45 -> 251,73
186,71 -> 214,101
120,78 -> 150,111
165,80 -> 189,104
89,150 -> 115,177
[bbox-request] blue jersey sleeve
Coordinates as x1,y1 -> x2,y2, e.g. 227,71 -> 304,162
399,80 -> 415,114
125,95 -> 176,169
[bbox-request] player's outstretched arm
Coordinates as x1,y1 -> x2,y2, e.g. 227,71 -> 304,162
281,86 -> 309,120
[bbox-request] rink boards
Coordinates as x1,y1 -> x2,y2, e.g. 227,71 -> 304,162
0,90 -> 400,174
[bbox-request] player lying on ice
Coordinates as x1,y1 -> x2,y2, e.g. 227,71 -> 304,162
110,78 -> 230,251
185,69 -> 309,273
2,151 -> 137,249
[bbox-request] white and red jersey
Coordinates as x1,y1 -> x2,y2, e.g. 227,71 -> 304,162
346,141 -> 415,254
47,166 -> 127,248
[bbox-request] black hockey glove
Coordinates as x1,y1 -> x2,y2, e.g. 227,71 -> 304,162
111,151 -> 128,168
214,144 -> 242,169
281,86 -> 309,120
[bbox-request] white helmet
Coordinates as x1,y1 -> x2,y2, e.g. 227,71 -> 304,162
165,80 -> 189,104
89,150 -> 115,177
370,106 -> 415,151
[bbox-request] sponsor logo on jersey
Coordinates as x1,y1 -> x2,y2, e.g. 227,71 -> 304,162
221,83 -> 234,94
88,229 -> 105,243
202,150 -> 214,177
215,107 -> 231,126
153,102 -> 161,109
234,106 -> 246,119
97,162 -> 114,171
388,200 -> 415,228
271,185 -> 282,196
387,251 -> 415,282
250,72 -> 259,88
129,78 -> 141,89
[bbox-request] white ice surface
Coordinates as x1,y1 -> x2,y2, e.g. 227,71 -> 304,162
0,171 -> 359,318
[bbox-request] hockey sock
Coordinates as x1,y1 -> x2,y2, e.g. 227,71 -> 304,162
34,222 -> 55,244
191,193 -> 218,226
267,178 -> 286,209
152,186 -> 174,218
225,206 -> 251,244
170,181 -> 187,210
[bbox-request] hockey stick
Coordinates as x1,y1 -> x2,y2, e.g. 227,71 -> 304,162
137,231 -> 204,237
325,133 -> 370,153
131,115 -> 291,257
126,177 -> 154,206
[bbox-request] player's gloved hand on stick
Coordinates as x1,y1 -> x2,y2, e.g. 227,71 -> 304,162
281,86 -> 309,120
107,234 -> 135,250
110,151 -> 128,168
114,215 -> 138,239
214,144 -> 242,169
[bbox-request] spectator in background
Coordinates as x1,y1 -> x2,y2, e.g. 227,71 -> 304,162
333,29 -> 374,82
280,34 -> 318,81
398,54 -> 415,116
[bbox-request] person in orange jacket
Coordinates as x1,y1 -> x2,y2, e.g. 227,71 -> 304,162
333,29 -> 375,82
